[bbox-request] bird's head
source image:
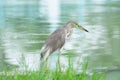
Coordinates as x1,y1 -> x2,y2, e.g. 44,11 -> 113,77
66,20 -> 88,32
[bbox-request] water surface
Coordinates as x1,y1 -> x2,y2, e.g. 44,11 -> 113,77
0,0 -> 120,79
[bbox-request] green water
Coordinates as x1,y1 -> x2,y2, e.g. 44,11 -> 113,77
0,0 -> 120,79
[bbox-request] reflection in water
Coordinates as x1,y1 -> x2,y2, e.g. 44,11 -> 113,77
46,0 -> 60,23
0,0 -> 120,79
39,0 -> 60,31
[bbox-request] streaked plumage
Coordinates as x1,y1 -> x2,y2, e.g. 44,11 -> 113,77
40,21 -> 88,61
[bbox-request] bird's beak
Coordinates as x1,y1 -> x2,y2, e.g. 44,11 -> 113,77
76,23 -> 88,32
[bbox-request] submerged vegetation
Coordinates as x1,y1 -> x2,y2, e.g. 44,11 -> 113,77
0,53 -> 106,80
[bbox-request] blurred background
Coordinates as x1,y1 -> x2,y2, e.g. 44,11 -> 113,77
0,0 -> 120,79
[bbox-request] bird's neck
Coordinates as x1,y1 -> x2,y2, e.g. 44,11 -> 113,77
64,27 -> 73,39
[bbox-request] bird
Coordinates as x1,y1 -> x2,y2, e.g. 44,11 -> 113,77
40,20 -> 88,69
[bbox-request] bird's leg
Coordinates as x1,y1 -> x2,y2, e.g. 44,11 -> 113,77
45,58 -> 49,71
58,50 -> 61,72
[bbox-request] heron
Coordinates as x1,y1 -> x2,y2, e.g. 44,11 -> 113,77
40,20 -> 88,69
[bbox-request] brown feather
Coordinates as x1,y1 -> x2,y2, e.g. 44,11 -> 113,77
40,28 -> 66,60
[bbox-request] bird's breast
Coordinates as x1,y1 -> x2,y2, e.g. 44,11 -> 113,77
66,29 -> 73,38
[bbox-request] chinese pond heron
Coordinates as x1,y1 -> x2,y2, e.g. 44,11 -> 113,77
40,21 -> 88,69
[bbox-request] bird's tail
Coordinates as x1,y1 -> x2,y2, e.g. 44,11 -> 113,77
40,45 -> 51,61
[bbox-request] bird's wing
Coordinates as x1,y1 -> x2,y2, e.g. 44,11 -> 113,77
40,28 -> 66,56
45,28 -> 66,53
